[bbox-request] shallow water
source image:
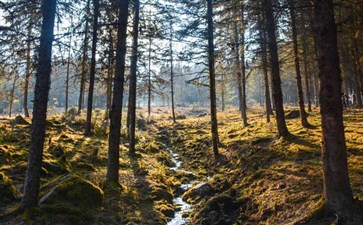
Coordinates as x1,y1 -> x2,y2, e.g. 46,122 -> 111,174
167,149 -> 195,225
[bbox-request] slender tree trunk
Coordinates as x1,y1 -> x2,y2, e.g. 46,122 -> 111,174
258,12 -> 273,121
232,3 -> 245,122
240,3 -> 248,127
147,35 -> 152,120
78,0 -> 91,115
170,22 -> 176,123
261,41 -> 273,121
107,0 -> 129,184
221,73 -> 225,112
207,0 -> 219,158
301,27 -> 312,112
353,38 -> 363,107
128,0 -> 140,156
21,0 -> 56,208
65,29 -> 72,114
288,0 -> 309,127
314,0 -> 354,214
233,16 -> 244,119
24,22 -> 32,118
309,7 -> 320,108
264,0 -> 289,137
85,0 -> 100,136
106,28 -> 114,116
9,73 -> 17,118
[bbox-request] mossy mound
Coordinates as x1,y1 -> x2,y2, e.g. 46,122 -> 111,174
47,144 -> 66,158
40,174 -> 104,208
151,184 -> 174,204
0,172 -> 17,204
192,194 -> 239,225
13,115 -> 30,125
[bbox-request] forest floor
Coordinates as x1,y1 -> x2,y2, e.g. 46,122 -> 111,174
0,107 -> 362,225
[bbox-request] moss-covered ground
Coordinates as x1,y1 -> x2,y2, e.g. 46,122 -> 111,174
0,106 -> 362,224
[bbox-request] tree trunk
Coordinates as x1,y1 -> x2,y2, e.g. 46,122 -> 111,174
233,5 -> 245,124
9,73 -> 17,118
240,3 -> 248,127
314,0 -> 354,213
207,0 -> 219,158
106,27 -> 114,116
288,0 -> 309,127
258,11 -> 273,122
353,37 -> 363,107
170,22 -> 176,123
78,0 -> 91,115
264,0 -> 289,137
21,0 -> 56,208
301,27 -> 312,112
147,35 -> 152,120
128,0 -> 140,156
107,0 -> 129,184
85,0 -> 100,136
65,29 -> 72,114
221,73 -> 225,112
24,21 -> 32,118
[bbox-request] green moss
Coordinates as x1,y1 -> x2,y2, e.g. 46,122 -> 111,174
40,175 -> 104,208
0,172 -> 16,204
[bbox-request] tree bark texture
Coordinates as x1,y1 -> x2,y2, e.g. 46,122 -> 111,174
314,0 -> 354,213
21,0 -> 56,208
264,0 -> 289,137
107,0 -> 129,183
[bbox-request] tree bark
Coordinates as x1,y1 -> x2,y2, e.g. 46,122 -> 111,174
233,18 -> 244,120
85,0 -> 100,136
258,10 -> 273,122
207,0 -> 219,158
107,0 -> 129,183
301,26 -> 312,112
147,34 -> 152,120
240,3 -> 248,127
264,0 -> 289,137
170,21 -> 176,123
78,0 -> 91,115
65,29 -> 72,114
288,0 -> 309,127
24,21 -> 32,118
128,0 -> 140,155
314,0 -> 354,213
21,0 -> 56,208
106,27 -> 114,116
9,73 -> 17,118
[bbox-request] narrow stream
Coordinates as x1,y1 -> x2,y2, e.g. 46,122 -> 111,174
167,150 -> 196,225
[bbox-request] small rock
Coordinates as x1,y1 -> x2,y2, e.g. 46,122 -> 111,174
182,182 -> 214,202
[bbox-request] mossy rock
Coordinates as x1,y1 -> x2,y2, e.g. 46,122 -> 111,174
285,110 -> 301,119
182,182 -> 214,202
48,144 -> 66,158
0,172 -> 17,204
71,161 -> 96,171
40,174 -> 104,208
151,184 -> 173,204
13,115 -> 30,125
42,161 -> 69,175
193,194 -> 239,225
137,118 -> 148,131
154,200 -> 175,218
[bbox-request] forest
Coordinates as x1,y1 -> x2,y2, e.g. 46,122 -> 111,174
0,0 -> 362,224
